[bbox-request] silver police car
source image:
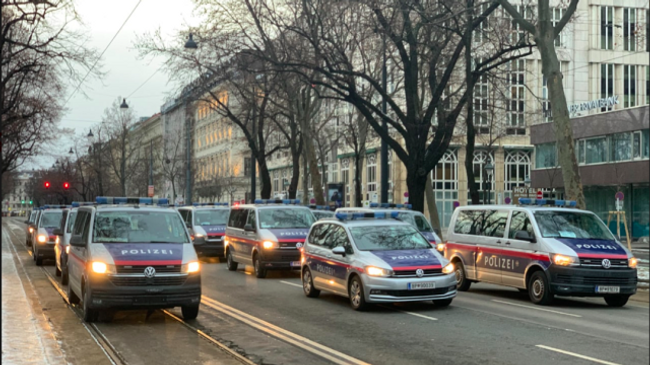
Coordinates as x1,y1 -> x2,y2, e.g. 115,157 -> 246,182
301,211 -> 457,310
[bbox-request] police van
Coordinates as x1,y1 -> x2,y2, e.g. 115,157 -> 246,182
66,197 -> 201,322
25,209 -> 40,247
177,203 -> 230,258
302,211 -> 457,310
225,199 -> 316,278
33,205 -> 69,266
54,202 -> 90,285
444,199 -> 638,307
337,204 -> 443,249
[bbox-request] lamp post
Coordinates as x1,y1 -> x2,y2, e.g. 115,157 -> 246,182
378,30 -> 389,204
484,162 -> 494,205
183,32 -> 197,205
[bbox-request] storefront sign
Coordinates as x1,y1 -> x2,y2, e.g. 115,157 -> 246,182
569,96 -> 619,115
512,187 -> 535,202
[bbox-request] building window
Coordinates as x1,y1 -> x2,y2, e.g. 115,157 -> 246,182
431,150 -> 458,228
576,139 -> 586,164
272,170 -> 279,194
330,162 -> 338,185
504,151 -> 531,199
542,76 -> 552,122
512,5 -> 532,44
474,62 -> 489,129
508,59 -> 525,131
387,150 -> 393,203
601,6 -> 614,50
647,66 -> 649,105
282,169 -> 289,196
623,8 -> 636,51
366,153 -> 377,200
586,137 -> 608,164
341,158 -> 350,204
244,157 -> 251,176
643,130 -> 650,158
610,132 -> 633,162
633,131 -> 642,159
474,2 -> 489,43
601,64 -> 614,112
470,150 -> 495,202
552,8 -> 564,47
624,65 -> 637,108
535,143 -> 557,168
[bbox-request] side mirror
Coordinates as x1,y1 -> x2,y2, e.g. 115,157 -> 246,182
53,228 -> 63,236
69,235 -> 86,247
332,246 -> 346,257
244,224 -> 256,232
514,230 -> 536,243
186,222 -> 192,229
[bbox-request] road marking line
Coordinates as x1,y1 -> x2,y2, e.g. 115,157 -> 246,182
492,300 -> 582,317
201,296 -> 370,365
536,345 -> 621,365
392,308 -> 438,321
280,280 -> 303,288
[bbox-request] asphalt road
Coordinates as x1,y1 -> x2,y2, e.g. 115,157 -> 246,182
4,218 -> 649,365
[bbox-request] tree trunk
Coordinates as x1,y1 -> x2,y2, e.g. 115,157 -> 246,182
289,147 -> 301,199
303,135 -> 325,205
464,0 -> 480,205
302,151 -> 309,204
425,178 -> 443,240
405,162 -> 428,213
354,154 -> 364,207
257,157 -> 272,199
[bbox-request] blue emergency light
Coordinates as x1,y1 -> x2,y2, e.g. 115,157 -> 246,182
42,205 -> 70,209
335,211 -> 401,221
71,202 -> 94,207
192,202 -> 229,207
370,203 -> 412,209
518,198 -> 577,207
95,197 -> 170,205
254,199 -> 301,205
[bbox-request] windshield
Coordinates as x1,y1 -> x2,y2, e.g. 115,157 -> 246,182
313,211 -> 334,219
194,210 -> 229,226
66,212 -> 77,233
93,211 -> 189,243
534,211 -> 615,240
40,212 -> 62,228
259,208 -> 315,229
350,225 -> 432,251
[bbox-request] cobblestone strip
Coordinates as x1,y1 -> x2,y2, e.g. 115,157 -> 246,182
2,225 -> 66,365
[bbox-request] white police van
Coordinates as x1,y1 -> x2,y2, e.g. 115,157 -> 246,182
302,211 -> 456,310
337,204 -> 443,249
225,199 -> 316,278
67,197 -> 201,322
33,205 -> 69,266
178,203 -> 230,258
445,199 -> 638,307
54,202 -> 91,285
25,209 -> 40,247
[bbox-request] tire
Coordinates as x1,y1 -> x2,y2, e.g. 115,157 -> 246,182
528,271 -> 554,305
55,265 -> 61,277
604,295 -> 630,307
61,267 -> 69,286
454,260 -> 472,291
253,254 -> 267,278
82,281 -> 99,322
348,276 -> 369,311
226,249 -> 238,271
182,305 -> 200,320
302,268 -> 320,298
68,282 -> 80,305
433,298 -> 453,307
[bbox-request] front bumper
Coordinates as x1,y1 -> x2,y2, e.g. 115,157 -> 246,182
87,272 -> 201,309
195,241 -> 224,257
548,266 -> 637,297
260,249 -> 301,270
363,273 -> 458,303
35,243 -> 56,258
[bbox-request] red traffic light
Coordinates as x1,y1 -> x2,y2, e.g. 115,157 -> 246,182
44,181 -> 51,189
63,182 -> 70,190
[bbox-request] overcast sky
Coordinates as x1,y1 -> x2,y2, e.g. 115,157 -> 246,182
31,0 -> 199,170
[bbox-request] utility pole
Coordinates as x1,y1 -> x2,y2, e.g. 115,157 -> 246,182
250,105 -> 256,202
380,33 -> 389,204
185,100 -> 192,204
149,139 -> 154,186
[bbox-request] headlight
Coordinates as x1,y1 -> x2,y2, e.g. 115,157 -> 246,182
553,254 -> 579,266
629,257 -> 638,268
37,234 -> 47,243
182,261 -> 201,273
365,266 -> 393,277
195,233 -> 204,238
224,237 -> 229,247
55,236 -> 60,244
436,243 -> 446,252
442,262 -> 455,274
262,241 -> 278,249
91,262 -> 115,274
65,246 -> 70,254
29,227 -> 34,233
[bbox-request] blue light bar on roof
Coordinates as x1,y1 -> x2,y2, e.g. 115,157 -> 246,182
43,205 -> 70,209
71,202 -> 94,208
518,198 -> 577,207
192,202 -> 229,207
95,197 -> 169,205
335,211 -> 401,221
254,199 -> 301,205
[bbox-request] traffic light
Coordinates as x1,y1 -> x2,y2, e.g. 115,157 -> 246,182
29,201 -> 33,205
21,200 -> 25,204
63,182 -> 70,190
44,181 -> 50,189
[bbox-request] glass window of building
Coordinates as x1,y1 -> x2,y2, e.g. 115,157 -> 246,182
535,143 -> 557,168
601,6 -> 614,50
623,8 -> 636,51
471,150 -> 495,202
474,2 -> 489,43
552,8 -> 564,47
504,151 -> 531,201
387,150 -> 393,203
586,137 -> 608,164
272,170 -> 279,193
432,150 -> 458,229
643,129 -> 650,158
624,65 -> 637,108
633,131 -> 642,159
610,132 -> 633,162
474,63 -> 489,128
366,153 -> 377,199
601,64 -> 614,112
341,158 -> 350,204
542,76 -> 552,122
508,59 -> 525,133
647,66 -> 649,105
576,139 -> 586,164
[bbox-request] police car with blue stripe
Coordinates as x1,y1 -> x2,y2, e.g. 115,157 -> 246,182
177,203 -> 230,258
444,198 -> 638,307
302,211 -> 456,310
225,199 -> 316,278
66,197 -> 201,322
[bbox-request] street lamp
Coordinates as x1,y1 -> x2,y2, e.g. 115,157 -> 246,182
68,148 -> 74,155
524,175 -> 531,198
484,162 -> 494,205
184,33 -> 198,50
120,98 -> 129,109
182,32 -> 197,204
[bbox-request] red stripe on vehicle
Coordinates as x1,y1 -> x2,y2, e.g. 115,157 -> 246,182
113,260 -> 182,265
446,242 -> 550,262
303,253 -> 364,272
577,253 -> 628,259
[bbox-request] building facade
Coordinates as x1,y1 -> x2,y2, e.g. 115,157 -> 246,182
2,172 -> 34,215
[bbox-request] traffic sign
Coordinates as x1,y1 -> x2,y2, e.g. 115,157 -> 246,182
615,191 -> 624,201
537,191 -> 543,199
505,197 -> 511,204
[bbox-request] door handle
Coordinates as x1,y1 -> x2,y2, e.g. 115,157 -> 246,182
496,240 -> 502,244
505,241 -> 511,245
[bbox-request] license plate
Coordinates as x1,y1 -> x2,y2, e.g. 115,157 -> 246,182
290,261 -> 301,267
408,282 -> 436,290
596,286 -> 620,294
134,297 -> 166,304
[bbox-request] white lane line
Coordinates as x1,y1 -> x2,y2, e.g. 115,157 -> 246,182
201,295 -> 371,365
492,300 -> 582,318
536,345 -> 621,365
393,309 -> 438,321
280,280 -> 303,288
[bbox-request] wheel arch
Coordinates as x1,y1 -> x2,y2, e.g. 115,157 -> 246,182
524,263 -> 548,289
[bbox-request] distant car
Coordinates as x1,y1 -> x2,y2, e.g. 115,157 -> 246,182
177,203 -> 230,258
25,210 -> 39,247
33,205 -> 68,266
302,211 -> 456,310
54,203 -> 89,285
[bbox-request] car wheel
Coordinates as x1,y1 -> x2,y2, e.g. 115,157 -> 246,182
68,282 -> 80,304
182,305 -> 200,320
82,281 -> 99,322
61,267 -> 69,286
604,295 -> 630,307
302,268 -> 320,298
348,276 -> 369,311
55,265 -> 61,277
454,260 -> 471,291
433,298 -> 453,307
253,254 -> 267,278
226,249 -> 238,271
528,271 -> 554,305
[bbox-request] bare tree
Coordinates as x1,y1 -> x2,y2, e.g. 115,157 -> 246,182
102,98 -> 139,196
340,108 -> 370,207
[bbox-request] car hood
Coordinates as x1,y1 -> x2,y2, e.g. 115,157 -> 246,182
555,238 -> 629,258
369,249 -> 442,270
201,225 -> 226,235
102,243 -> 184,265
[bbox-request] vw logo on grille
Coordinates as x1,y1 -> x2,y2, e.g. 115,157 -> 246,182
296,242 -> 303,249
144,266 -> 156,278
416,268 -> 424,277
601,259 -> 611,269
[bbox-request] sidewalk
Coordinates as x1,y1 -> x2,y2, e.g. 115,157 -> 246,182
1,227 -> 65,365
